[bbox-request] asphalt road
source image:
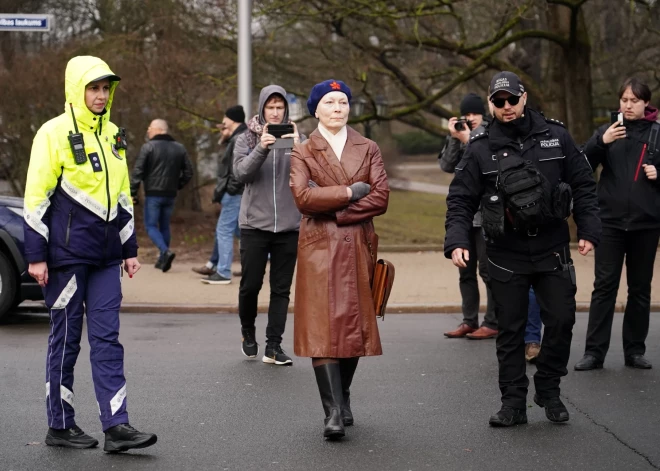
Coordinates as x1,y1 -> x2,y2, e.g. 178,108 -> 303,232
1,312 -> 658,471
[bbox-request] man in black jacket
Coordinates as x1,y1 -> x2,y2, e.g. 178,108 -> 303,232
131,119 -> 193,272
445,72 -> 601,427
200,106 -> 248,284
574,78 -> 660,371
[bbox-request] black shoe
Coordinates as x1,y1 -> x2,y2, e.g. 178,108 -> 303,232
45,425 -> 99,449
103,424 -> 157,453
488,406 -> 528,427
625,354 -> 652,369
262,344 -> 293,365
201,273 -> 231,285
154,255 -> 164,270
314,363 -> 345,439
574,354 -> 603,371
161,250 -> 176,273
534,395 -> 569,423
241,329 -> 259,358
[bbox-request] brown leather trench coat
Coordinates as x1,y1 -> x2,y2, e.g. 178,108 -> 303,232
290,127 -> 390,358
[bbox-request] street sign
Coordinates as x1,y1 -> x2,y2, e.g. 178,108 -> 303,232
0,14 -> 53,32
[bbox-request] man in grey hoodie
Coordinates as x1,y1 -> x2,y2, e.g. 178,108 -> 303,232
233,85 -> 305,365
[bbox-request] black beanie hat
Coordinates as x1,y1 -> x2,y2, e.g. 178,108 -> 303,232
225,105 -> 246,123
459,93 -> 485,116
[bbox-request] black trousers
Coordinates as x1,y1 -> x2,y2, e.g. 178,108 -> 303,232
585,227 -> 659,361
238,229 -> 299,345
489,260 -> 576,409
459,227 -> 497,329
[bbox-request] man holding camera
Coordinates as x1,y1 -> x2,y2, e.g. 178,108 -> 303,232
444,72 -> 601,427
233,85 -> 305,366
439,93 -> 498,340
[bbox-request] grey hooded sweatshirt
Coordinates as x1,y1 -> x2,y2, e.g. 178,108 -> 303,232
233,85 -> 305,233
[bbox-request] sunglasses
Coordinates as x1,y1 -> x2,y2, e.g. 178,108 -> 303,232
490,95 -> 521,109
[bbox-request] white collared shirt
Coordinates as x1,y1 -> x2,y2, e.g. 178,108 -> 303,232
318,123 -> 348,161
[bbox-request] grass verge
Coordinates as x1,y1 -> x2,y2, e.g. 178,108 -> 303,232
375,190 -> 446,246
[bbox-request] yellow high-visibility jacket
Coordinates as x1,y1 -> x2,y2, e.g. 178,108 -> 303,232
23,56 -> 136,267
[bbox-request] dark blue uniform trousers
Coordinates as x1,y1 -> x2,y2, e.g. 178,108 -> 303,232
44,263 -> 128,431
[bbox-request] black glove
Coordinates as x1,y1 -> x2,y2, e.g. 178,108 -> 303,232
308,180 -> 319,188
348,182 -> 370,202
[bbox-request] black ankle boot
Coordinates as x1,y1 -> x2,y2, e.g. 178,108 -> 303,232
313,363 -> 345,439
339,358 -> 359,426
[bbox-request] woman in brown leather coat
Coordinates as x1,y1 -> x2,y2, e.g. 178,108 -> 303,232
289,79 -> 390,439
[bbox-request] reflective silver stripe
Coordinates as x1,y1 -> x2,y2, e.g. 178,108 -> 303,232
110,383 -> 127,415
583,153 -> 593,171
60,177 -> 112,221
60,307 -> 68,428
46,382 -> 50,397
24,191 -> 53,241
488,258 -> 514,273
117,193 -> 134,244
538,156 -> 565,161
482,170 -> 498,174
60,385 -> 74,407
52,275 -> 77,309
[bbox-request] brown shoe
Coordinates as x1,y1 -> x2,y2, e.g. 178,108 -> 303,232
192,266 -> 215,276
466,326 -> 498,340
444,323 -> 477,338
525,343 -> 541,363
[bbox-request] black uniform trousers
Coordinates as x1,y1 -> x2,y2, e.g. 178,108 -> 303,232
490,260 -> 576,410
238,228 -> 299,346
585,227 -> 659,361
459,227 -> 497,329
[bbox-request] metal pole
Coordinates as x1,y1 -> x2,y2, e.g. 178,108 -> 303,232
238,0 -> 252,117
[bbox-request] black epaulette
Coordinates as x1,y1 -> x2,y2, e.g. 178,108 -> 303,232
545,117 -> 566,128
470,130 -> 489,142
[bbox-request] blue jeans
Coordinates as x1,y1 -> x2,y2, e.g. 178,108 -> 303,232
525,287 -> 542,344
209,239 -> 219,266
215,193 -> 242,278
144,196 -> 176,255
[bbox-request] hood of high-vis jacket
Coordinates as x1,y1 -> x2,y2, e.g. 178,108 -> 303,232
23,56 -> 137,268
64,56 -> 120,134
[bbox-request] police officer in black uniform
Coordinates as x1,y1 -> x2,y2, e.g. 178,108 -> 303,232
444,71 -> 601,427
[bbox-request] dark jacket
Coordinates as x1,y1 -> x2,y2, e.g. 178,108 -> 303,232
444,108 -> 601,273
439,118 -> 490,226
583,107 -> 660,231
131,134 -> 193,197
213,122 -> 247,203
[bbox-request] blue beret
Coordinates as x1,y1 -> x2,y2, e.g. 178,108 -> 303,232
307,79 -> 352,116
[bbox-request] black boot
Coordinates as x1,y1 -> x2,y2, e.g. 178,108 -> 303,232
339,358 -> 359,426
313,363 -> 345,439
45,425 -> 99,449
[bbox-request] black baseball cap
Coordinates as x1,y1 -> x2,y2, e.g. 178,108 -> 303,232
489,71 -> 525,99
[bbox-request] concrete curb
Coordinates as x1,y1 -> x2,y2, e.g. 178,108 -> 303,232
15,301 -> 656,315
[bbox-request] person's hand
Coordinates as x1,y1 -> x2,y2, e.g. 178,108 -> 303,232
260,124 -> 277,149
643,164 -> 657,181
28,262 -> 48,287
132,196 -> 138,205
124,258 -> 141,278
578,239 -> 594,256
451,248 -> 469,268
348,182 -> 370,201
282,122 -> 300,145
602,121 -> 626,144
448,117 -> 470,144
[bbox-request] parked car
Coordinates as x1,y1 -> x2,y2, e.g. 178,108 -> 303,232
0,196 -> 42,320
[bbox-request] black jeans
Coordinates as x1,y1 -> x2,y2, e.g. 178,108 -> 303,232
238,229 -> 299,345
585,227 -> 659,361
489,259 -> 576,410
459,227 -> 497,329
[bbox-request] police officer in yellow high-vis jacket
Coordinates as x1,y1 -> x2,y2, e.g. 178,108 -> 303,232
24,56 -> 157,452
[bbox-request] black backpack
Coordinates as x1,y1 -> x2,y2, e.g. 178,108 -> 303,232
496,149 -> 556,233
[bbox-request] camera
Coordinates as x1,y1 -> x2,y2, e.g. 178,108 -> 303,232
610,111 -> 623,125
266,123 -> 295,149
454,119 -> 473,132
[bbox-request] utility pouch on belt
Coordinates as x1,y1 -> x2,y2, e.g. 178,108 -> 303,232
481,193 -> 505,239
552,181 -> 573,220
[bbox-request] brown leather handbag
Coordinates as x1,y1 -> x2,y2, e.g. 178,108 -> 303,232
372,259 -> 395,320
